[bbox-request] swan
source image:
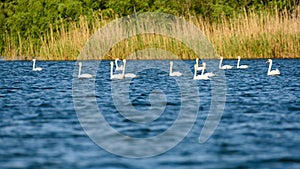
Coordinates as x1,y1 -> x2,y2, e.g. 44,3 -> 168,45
78,62 -> 95,79
195,58 -> 205,70
115,58 -> 124,71
169,61 -> 182,77
32,59 -> 43,71
219,57 -> 233,69
122,59 -> 137,78
266,59 -> 280,76
237,56 -> 249,69
110,61 -> 125,79
202,62 -> 216,77
193,64 -> 209,80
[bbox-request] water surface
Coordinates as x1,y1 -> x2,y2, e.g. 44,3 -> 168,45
0,59 -> 300,168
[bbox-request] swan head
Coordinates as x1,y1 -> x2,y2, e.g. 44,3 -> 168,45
32,59 -> 36,62
123,59 -> 126,63
78,62 -> 82,66
196,58 -> 199,61
110,61 -> 113,65
266,59 -> 272,63
238,56 -> 241,59
202,62 -> 206,66
219,56 -> 223,60
170,61 -> 173,65
115,58 -> 120,61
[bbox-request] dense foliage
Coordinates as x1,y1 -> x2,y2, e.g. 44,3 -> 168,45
0,0 -> 299,57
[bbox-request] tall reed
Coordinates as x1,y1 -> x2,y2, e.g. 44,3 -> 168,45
199,7 -> 300,59
1,7 -> 299,60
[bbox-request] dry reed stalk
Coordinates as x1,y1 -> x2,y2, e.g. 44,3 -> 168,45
1,8 -> 300,60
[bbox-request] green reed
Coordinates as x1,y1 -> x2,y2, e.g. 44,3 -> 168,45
1,7 -> 299,60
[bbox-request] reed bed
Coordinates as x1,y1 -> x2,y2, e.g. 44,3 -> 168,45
200,8 -> 300,59
1,8 -> 300,60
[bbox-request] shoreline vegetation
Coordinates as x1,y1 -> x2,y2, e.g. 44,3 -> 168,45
1,4 -> 300,60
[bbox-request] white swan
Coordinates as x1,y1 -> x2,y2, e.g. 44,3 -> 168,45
202,62 -> 216,77
195,58 -> 205,70
219,57 -> 233,69
78,62 -> 95,79
115,58 -> 124,71
32,59 -> 43,71
123,59 -> 137,78
110,61 -> 125,79
266,59 -> 280,76
237,56 -> 249,69
193,64 -> 209,80
169,61 -> 182,77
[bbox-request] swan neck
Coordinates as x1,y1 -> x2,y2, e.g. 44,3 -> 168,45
268,61 -> 272,74
122,61 -> 126,78
193,65 -> 197,78
78,63 -> 82,76
219,58 -> 222,68
237,58 -> 240,68
32,60 -> 36,69
115,60 -> 119,69
169,63 -> 173,75
201,66 -> 205,75
110,62 -> 113,79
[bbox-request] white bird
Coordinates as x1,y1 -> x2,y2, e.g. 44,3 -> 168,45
115,58 -> 124,71
237,56 -> 249,69
195,58 -> 205,70
123,59 -> 137,78
266,59 -> 280,76
219,57 -> 233,69
78,62 -> 95,79
169,61 -> 182,77
110,61 -> 125,79
32,59 -> 43,71
202,62 -> 216,77
193,64 -> 209,80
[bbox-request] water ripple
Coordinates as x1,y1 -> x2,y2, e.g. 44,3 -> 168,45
0,60 -> 300,168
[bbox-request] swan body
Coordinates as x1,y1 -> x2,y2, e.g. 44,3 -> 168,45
110,61 -> 125,79
169,61 -> 182,77
266,59 -> 280,76
123,59 -> 137,78
202,62 -> 216,77
32,59 -> 43,71
195,58 -> 205,70
125,73 -> 137,78
78,62 -> 94,79
78,74 -> 94,79
219,57 -> 233,69
205,72 -> 216,77
115,58 -> 124,71
237,56 -> 249,69
193,64 -> 209,80
238,65 -> 249,69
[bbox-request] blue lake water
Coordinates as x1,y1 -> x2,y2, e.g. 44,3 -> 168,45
0,59 -> 300,168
